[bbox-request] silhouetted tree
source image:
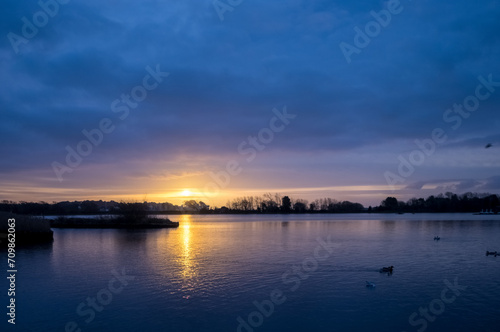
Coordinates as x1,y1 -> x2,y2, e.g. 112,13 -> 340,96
381,197 -> 399,211
117,202 -> 148,223
183,200 -> 209,212
282,196 -> 291,213
293,200 -> 307,213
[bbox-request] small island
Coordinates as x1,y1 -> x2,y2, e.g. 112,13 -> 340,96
0,211 -> 53,245
0,204 -> 179,246
50,202 -> 179,229
50,216 -> 179,229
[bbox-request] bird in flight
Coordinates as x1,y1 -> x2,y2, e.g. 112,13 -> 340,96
485,143 -> 492,149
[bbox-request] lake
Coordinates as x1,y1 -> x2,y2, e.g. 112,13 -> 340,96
2,214 -> 500,331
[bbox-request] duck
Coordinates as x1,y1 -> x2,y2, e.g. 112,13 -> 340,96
379,266 -> 394,273
434,236 -> 441,240
486,251 -> 497,256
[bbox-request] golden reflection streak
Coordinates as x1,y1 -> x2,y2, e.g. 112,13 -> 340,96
178,215 -> 196,279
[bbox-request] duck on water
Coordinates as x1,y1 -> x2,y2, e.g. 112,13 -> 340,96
379,266 -> 394,273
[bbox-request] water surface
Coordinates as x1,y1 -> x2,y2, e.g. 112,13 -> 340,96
2,214 -> 500,331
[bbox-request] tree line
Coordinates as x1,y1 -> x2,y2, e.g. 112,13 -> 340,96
0,191 -> 498,215
0,200 -> 191,216
376,192 -> 499,213
221,193 -> 364,213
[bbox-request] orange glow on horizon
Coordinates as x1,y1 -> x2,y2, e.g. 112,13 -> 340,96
0,179 -> 406,208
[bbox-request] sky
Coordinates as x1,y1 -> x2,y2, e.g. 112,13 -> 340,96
1,0 -> 500,207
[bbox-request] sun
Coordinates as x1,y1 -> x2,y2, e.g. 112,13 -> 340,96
180,189 -> 192,197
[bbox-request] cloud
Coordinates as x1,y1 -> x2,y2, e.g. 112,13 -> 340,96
0,0 -> 499,203
478,176 -> 500,191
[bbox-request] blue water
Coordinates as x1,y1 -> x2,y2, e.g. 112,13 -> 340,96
2,214 -> 500,331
